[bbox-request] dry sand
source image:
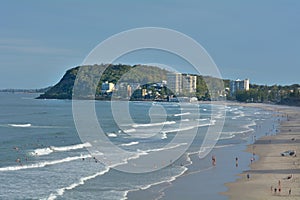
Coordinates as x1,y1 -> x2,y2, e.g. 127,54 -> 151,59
223,104 -> 300,200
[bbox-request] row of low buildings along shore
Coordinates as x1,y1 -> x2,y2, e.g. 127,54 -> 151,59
98,72 -> 249,102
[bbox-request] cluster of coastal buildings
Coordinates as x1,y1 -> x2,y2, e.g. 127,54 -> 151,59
100,72 -> 249,101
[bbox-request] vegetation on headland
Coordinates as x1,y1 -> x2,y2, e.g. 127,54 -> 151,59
37,64 -> 170,100
228,84 -> 300,106
36,64 -> 300,106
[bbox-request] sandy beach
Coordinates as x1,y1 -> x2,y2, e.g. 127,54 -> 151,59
126,103 -> 300,200
127,102 -> 287,200
223,104 -> 300,199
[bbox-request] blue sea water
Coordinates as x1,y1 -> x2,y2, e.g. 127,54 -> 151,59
0,93 -> 279,200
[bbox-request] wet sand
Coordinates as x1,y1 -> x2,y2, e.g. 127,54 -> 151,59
127,102 -> 286,200
223,104 -> 300,199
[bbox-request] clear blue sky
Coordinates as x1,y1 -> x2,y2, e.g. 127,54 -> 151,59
1,0 -> 299,89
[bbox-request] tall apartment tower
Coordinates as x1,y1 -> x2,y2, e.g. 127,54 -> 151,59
167,73 -> 197,94
230,78 -> 250,96
167,73 -> 182,94
244,78 -> 250,91
183,75 -> 197,93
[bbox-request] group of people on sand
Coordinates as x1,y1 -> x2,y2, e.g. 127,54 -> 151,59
271,178 -> 293,196
211,155 -> 256,169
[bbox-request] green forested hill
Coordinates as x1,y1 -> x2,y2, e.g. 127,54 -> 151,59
37,64 -> 169,99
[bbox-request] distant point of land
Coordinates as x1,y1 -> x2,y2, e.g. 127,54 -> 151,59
9,63 -> 298,106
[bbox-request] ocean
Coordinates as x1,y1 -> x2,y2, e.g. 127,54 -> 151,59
0,93 -> 280,200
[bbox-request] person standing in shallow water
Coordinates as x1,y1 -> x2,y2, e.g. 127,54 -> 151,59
212,155 -> 216,166
235,157 -> 238,167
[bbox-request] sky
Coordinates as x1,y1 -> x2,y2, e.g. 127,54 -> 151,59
1,0 -> 300,89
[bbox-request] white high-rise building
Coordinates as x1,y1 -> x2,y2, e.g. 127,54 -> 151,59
167,73 -> 182,94
167,73 -> 197,94
183,75 -> 197,93
244,78 -> 250,91
230,78 -> 250,96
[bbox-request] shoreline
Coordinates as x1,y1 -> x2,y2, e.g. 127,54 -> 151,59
127,102 -> 281,200
223,104 -> 300,199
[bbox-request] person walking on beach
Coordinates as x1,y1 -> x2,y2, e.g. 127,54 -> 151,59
289,188 -> 291,195
247,173 -> 250,180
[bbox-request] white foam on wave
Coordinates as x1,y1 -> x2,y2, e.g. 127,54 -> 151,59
122,164 -> 188,200
32,147 -> 53,156
7,123 -> 67,129
196,118 -> 209,121
120,141 -> 139,147
221,120 -> 256,139
228,108 -> 238,112
198,146 -> 210,154
30,142 -> 92,156
161,122 -> 213,134
161,133 -> 167,139
232,113 -> 245,119
174,112 -> 191,117
51,143 -> 92,152
221,129 -> 252,138
47,168 -> 110,200
132,121 -> 176,128
46,143 -> 188,200
161,126 -> 195,134
244,120 -> 256,129
8,123 -> 31,127
188,144 -> 236,157
107,133 -> 117,138
123,129 -> 136,133
0,154 -> 91,172
142,166 -> 187,190
214,144 -> 235,149
143,143 -> 187,153
127,143 -> 188,164
181,119 -> 190,122
219,134 -> 236,140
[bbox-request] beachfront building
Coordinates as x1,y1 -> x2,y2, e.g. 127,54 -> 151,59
101,81 -> 115,93
183,75 -> 197,93
230,78 -> 250,96
167,73 -> 182,94
141,89 -> 147,97
167,72 -> 197,95
127,85 -> 132,98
